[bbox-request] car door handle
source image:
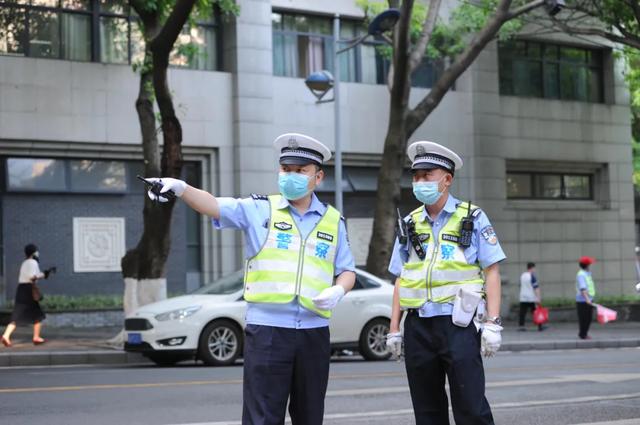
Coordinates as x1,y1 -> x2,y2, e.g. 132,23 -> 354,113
351,298 -> 365,305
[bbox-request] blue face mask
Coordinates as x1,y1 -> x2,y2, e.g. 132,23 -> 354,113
278,172 -> 313,200
412,178 -> 444,205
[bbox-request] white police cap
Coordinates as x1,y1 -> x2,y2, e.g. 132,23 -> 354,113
273,133 -> 332,166
407,141 -> 463,174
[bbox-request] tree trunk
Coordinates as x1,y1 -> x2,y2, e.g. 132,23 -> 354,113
121,38 -> 178,315
365,117 -> 408,278
365,0 -> 413,278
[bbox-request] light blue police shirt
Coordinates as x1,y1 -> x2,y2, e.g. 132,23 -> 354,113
213,193 -> 355,329
575,271 -> 593,303
388,194 -> 506,317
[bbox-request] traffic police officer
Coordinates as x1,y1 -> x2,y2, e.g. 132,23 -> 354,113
386,141 -> 506,425
146,133 -> 356,425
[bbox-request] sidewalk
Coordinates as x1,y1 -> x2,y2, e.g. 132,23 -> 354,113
0,322 -> 638,367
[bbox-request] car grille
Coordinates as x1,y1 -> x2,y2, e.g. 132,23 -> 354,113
125,318 -> 153,330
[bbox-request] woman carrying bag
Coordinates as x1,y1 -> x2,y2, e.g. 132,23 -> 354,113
2,244 -> 54,347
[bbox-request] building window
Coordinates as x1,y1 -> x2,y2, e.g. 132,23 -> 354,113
6,157 -> 138,193
0,0 -> 220,70
499,40 -> 604,102
272,11 -> 441,87
506,172 -> 592,200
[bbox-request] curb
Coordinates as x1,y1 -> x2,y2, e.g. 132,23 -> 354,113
0,350 -> 150,367
1,339 -> 639,367
501,338 -> 640,352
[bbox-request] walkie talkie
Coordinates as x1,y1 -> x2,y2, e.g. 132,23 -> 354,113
396,208 -> 408,245
459,200 -> 474,248
407,219 -> 426,260
137,175 -> 176,202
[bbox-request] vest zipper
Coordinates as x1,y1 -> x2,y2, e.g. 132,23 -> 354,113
294,234 -> 307,297
425,238 -> 439,302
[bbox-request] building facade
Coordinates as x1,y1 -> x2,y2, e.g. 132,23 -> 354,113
0,0 -> 636,306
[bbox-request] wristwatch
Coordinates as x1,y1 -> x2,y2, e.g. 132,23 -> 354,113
486,316 -> 502,326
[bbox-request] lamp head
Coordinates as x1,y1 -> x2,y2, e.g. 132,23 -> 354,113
304,71 -> 334,101
368,8 -> 400,35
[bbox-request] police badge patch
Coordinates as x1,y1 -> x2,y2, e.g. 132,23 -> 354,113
274,221 -> 293,231
481,226 -> 498,245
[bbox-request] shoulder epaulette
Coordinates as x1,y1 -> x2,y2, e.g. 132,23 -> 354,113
250,193 -> 268,201
471,208 -> 482,219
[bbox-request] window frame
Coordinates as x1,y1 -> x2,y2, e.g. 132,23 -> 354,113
506,171 -> 593,200
0,0 -> 222,69
498,39 -> 605,103
4,156 -> 136,194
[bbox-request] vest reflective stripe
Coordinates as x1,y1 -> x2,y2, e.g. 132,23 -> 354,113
247,259 -> 333,284
577,270 -> 596,297
399,282 -> 484,302
399,203 -> 485,308
402,268 -> 481,282
245,281 -> 296,295
243,194 -> 340,318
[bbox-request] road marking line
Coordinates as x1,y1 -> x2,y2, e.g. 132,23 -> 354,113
3,372 -> 640,395
166,392 -> 640,425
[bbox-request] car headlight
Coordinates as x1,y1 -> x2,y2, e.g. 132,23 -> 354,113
155,305 -> 202,322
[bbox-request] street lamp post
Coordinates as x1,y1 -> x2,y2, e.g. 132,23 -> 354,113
332,14 -> 343,213
305,9 -> 400,214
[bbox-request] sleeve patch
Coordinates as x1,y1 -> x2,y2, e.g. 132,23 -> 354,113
481,225 -> 498,245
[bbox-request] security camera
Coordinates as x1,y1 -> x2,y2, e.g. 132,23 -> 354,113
545,0 -> 565,16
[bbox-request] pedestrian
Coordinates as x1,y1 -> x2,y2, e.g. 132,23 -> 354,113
576,256 -> 596,340
386,141 -> 506,425
2,244 -> 54,347
145,133 -> 355,425
518,262 -> 546,331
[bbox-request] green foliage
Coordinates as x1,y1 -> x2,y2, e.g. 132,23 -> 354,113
356,0 -> 527,61
42,295 -> 123,311
131,0 -> 239,74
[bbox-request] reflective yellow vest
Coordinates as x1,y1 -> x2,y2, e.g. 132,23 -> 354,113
577,269 -> 596,298
243,194 -> 340,318
399,203 -> 485,308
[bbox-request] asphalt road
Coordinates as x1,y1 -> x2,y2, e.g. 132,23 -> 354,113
1,348 -> 640,425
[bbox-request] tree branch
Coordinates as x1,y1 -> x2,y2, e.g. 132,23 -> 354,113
506,0 -> 544,19
409,0 -> 442,73
150,0 -> 198,60
406,0 -> 515,135
553,19 -> 640,50
388,0 -> 414,110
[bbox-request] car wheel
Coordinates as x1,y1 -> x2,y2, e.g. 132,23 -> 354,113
145,352 -> 185,367
359,318 -> 391,361
198,320 -> 242,366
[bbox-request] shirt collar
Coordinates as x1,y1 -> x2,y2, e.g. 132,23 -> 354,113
277,192 -> 325,215
420,194 -> 460,222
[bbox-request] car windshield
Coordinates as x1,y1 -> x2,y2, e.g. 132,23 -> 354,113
190,270 -> 244,295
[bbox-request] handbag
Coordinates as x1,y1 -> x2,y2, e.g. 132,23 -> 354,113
532,305 -> 549,325
31,283 -> 43,302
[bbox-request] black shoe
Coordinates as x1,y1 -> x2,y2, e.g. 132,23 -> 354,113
517,327 -> 527,332
538,325 -> 548,332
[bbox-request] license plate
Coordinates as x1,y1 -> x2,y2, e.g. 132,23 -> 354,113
127,333 -> 142,344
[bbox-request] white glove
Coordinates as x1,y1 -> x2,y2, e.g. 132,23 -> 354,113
144,177 -> 187,203
312,285 -> 345,310
386,332 -> 403,358
481,322 -> 503,358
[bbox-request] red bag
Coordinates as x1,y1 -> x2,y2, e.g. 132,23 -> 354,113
595,304 -> 617,324
533,306 -> 549,325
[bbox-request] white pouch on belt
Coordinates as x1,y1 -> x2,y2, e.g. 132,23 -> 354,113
452,288 -> 482,327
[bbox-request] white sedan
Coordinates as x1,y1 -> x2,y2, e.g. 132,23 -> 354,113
124,268 -> 393,366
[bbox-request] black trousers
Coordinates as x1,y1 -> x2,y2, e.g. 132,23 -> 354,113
518,302 -> 543,329
242,324 -> 331,425
576,302 -> 593,339
404,311 -> 494,425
